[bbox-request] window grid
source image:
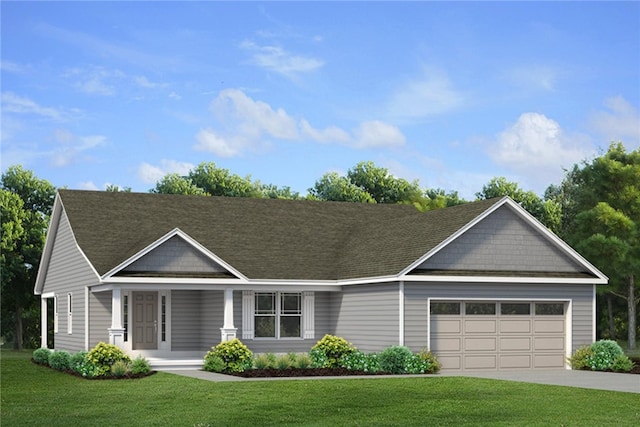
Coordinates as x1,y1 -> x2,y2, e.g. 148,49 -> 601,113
254,292 -> 301,338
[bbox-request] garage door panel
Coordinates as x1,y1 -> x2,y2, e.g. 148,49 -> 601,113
464,355 -> 497,370
534,319 -> 564,333
534,354 -> 565,368
464,337 -> 496,351
500,337 -> 531,351
438,355 -> 461,370
500,354 -> 532,369
534,336 -> 564,351
464,319 -> 496,333
500,319 -> 531,333
432,337 -> 461,352
431,318 -> 461,333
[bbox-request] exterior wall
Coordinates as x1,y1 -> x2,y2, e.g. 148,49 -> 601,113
43,210 -> 98,352
332,283 -> 400,353
403,282 -> 594,353
124,235 -> 226,274
419,205 -> 584,273
171,290 -> 224,351
88,291 -> 111,347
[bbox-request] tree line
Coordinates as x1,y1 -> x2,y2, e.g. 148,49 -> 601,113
1,142 -> 638,350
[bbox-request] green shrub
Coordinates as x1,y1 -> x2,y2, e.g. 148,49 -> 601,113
70,351 -> 88,373
310,348 -> 329,368
587,340 -> 624,371
275,354 -> 292,370
48,351 -> 71,371
378,346 -> 413,374
339,350 -> 381,373
33,348 -> 52,364
203,338 -> 253,373
294,353 -> 312,369
287,352 -> 298,365
416,350 -> 440,374
405,354 -> 433,374
611,354 -> 634,373
568,345 -> 593,370
253,353 -> 273,369
130,356 -> 151,375
203,354 -> 226,373
311,334 -> 357,368
110,360 -> 129,377
86,342 -> 131,377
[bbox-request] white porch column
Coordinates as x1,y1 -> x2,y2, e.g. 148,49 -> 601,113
40,298 -> 48,349
220,288 -> 237,342
108,288 -> 125,347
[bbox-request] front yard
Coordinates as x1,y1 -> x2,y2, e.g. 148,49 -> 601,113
1,351 -> 639,426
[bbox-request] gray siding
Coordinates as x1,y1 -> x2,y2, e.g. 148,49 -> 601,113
171,290 -> 224,351
404,282 -> 594,353
419,205 -> 585,273
124,235 -> 227,274
89,291 -> 111,346
332,283 -> 400,353
43,211 -> 98,352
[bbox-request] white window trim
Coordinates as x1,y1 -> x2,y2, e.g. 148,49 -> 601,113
242,291 -> 314,340
54,296 -> 59,334
67,293 -> 72,334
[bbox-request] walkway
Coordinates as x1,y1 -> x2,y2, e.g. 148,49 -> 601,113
163,369 -> 640,393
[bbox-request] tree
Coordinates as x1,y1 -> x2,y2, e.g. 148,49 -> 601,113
105,184 -> 132,192
151,174 -> 207,195
1,166 -> 56,349
557,143 -> 639,349
412,189 -> 466,212
476,177 -> 561,233
308,172 -> 375,203
188,162 -> 261,198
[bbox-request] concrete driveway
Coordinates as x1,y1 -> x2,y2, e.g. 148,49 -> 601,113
164,369 -> 639,393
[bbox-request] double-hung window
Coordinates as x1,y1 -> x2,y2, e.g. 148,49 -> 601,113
254,292 -> 302,338
67,293 -> 72,334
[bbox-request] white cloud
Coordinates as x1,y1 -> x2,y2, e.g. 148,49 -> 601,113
240,40 -> 324,78
195,89 -> 407,157
1,92 -> 74,121
137,159 -> 195,184
49,130 -> 108,167
386,67 -> 464,121
353,121 -> 406,149
590,96 -> 640,146
504,65 -> 560,91
488,112 -> 592,189
78,181 -> 100,191
168,91 -> 182,100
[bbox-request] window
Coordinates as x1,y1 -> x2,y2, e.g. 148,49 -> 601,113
465,302 -> 496,315
161,295 -> 167,342
430,302 -> 461,315
54,296 -> 59,334
535,303 -> 564,315
501,303 -> 530,315
67,293 -> 72,334
123,295 -> 128,342
254,292 -> 301,338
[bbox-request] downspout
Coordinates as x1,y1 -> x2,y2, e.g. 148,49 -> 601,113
399,281 -> 404,346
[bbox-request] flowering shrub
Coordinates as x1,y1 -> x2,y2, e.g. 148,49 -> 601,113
586,340 -> 624,371
48,351 -> 72,371
568,345 -> 593,370
203,338 -> 253,373
70,351 -> 88,372
310,348 -> 329,368
416,350 -> 440,374
378,346 -> 413,374
311,335 -> 357,368
86,342 -> 131,377
339,350 -> 381,373
33,348 -> 52,364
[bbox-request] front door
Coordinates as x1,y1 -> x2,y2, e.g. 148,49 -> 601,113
132,292 -> 158,350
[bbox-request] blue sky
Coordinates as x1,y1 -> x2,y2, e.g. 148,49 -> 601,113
2,1 -> 639,199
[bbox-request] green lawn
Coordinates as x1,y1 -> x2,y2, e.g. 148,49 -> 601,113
2,351 -> 638,426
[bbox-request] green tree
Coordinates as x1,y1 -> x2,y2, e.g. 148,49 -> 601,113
1,166 -> 56,349
558,143 -> 639,349
476,177 -> 561,233
308,172 -> 375,203
412,189 -> 466,212
151,173 -> 207,195
105,184 -> 132,192
188,162 -> 261,198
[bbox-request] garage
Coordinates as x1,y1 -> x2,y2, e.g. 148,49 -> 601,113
430,300 -> 566,371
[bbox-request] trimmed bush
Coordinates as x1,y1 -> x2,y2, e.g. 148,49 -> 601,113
310,348 -> 329,368
70,351 -> 88,373
86,342 -> 131,377
203,338 -> 253,373
568,345 -> 593,370
340,350 -> 381,373
611,354 -> 634,373
311,335 -> 357,368
130,356 -> 151,375
33,348 -> 52,364
111,360 -> 129,377
203,354 -> 226,373
378,346 -> 413,374
48,351 -> 72,371
587,340 -> 624,371
416,350 -> 440,374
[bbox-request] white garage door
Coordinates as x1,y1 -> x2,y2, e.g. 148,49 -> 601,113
430,301 -> 566,371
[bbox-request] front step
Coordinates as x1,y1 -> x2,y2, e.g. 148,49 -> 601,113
148,358 -> 203,371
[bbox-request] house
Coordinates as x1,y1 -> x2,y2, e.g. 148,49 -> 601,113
34,190 -> 606,371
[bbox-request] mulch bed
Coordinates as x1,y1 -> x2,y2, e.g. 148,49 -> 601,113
31,359 -> 156,380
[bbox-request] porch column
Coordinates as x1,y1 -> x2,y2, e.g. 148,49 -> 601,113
220,288 -> 237,342
108,288 -> 125,347
40,298 -> 48,349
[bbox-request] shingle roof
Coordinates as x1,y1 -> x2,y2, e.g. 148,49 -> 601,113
57,189 -> 502,280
